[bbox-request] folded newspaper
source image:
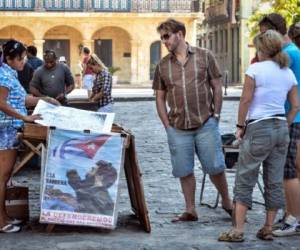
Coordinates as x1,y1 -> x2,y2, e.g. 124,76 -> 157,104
66,89 -> 89,100
33,100 -> 114,133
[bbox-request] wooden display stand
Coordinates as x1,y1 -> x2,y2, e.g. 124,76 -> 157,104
14,123 -> 151,233
13,124 -> 48,175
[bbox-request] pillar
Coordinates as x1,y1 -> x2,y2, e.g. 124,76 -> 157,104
33,39 -> 45,59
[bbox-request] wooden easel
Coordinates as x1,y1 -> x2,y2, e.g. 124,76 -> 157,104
17,123 -> 151,233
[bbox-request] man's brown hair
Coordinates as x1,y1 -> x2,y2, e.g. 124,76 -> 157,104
157,18 -> 186,37
259,13 -> 287,35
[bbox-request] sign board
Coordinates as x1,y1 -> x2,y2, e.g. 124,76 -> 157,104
40,128 -> 125,229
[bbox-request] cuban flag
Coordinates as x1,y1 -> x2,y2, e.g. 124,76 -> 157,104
53,135 -> 111,160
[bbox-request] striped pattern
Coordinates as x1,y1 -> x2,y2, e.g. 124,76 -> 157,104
0,63 -> 27,128
152,45 -> 222,130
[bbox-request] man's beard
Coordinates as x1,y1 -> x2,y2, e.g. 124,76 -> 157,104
167,38 -> 179,53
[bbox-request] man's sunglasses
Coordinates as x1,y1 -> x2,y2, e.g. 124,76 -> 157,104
160,33 -> 173,41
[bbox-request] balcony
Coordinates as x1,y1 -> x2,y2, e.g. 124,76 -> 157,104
132,0 -> 199,12
92,0 -> 131,12
44,0 -> 84,11
0,0 -> 35,10
0,0 -> 200,12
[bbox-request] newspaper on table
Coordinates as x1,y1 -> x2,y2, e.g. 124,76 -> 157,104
40,128 -> 125,229
66,88 -> 88,100
33,100 -> 114,133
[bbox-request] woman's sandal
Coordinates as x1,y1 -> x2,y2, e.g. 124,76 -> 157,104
218,229 -> 244,242
0,224 -> 21,233
256,227 -> 273,241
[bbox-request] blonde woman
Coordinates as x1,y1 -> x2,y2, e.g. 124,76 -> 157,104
87,54 -> 113,113
219,30 -> 299,242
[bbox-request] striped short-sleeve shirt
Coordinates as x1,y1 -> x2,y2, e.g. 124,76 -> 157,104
0,63 -> 27,128
152,45 -> 222,130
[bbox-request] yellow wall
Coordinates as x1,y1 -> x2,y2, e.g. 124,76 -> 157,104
44,26 -> 83,75
0,25 -> 34,45
0,12 -> 199,85
93,27 -> 131,82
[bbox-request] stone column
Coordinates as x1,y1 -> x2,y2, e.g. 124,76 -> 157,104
33,39 -> 45,59
130,40 -> 140,84
239,0 -> 253,84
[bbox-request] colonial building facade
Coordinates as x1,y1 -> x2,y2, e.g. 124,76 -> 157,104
0,0 -> 201,84
197,0 -> 240,84
197,0 -> 258,84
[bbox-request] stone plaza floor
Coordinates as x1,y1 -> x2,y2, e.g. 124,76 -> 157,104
1,100 -> 300,250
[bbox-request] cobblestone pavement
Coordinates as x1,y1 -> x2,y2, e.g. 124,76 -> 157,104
2,101 -> 300,250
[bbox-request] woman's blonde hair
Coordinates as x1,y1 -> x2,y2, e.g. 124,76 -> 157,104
87,53 -> 107,70
253,30 -> 289,68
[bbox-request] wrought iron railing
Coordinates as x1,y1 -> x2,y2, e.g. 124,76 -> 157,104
151,0 -> 169,12
43,0 -> 84,11
92,0 -> 131,12
0,0 -> 198,12
132,0 -> 196,13
0,0 -> 35,10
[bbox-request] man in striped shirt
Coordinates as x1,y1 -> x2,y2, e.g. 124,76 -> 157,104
152,18 -> 232,222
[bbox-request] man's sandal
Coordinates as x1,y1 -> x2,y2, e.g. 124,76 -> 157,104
0,224 -> 21,233
171,212 -> 198,223
218,229 -> 244,242
256,227 -> 273,240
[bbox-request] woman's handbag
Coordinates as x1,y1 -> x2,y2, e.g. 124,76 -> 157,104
5,182 -> 29,222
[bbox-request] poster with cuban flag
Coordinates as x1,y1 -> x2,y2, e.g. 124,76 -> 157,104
40,128 -> 125,229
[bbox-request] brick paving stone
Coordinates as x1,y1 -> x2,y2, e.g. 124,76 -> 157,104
2,101 -> 300,250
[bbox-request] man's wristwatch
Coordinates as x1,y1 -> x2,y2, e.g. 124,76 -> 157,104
236,124 -> 245,129
213,113 -> 220,120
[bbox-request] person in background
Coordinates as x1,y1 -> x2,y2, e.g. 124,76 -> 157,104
288,23 -> 300,49
30,50 -> 75,105
219,30 -> 299,242
17,60 -> 33,93
87,54 -> 113,113
58,56 -> 67,65
26,45 -> 43,70
0,40 -> 59,233
81,47 -> 94,91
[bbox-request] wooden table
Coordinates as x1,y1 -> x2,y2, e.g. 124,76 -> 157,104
67,99 -> 99,111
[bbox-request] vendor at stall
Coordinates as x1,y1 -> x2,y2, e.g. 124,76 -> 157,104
87,54 -> 114,113
0,40 -> 59,233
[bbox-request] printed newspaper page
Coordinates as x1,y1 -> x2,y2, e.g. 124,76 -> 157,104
33,100 -> 114,133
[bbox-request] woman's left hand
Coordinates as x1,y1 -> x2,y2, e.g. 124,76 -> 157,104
235,128 -> 245,141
